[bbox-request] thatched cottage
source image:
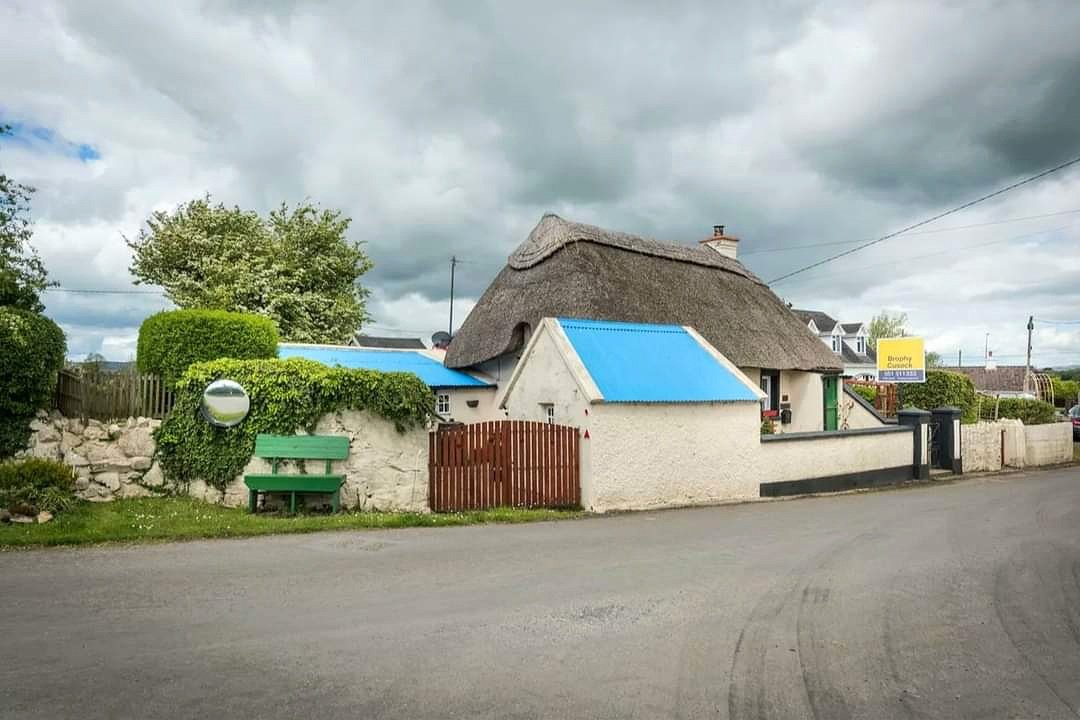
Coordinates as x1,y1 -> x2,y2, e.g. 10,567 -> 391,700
446,214 -> 843,432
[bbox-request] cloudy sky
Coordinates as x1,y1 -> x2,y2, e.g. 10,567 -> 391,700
2,0 -> 1079,367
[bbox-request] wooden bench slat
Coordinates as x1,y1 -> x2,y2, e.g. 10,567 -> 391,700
253,434 -> 350,460
243,474 -> 344,493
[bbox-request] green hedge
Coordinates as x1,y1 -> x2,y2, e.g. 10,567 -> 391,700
899,370 -> 977,423
0,458 -> 77,515
136,309 -> 278,385
156,358 -> 434,491
981,395 -> 1058,425
0,307 -> 66,458
849,384 -> 878,405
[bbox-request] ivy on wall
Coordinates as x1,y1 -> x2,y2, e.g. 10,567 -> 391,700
155,358 -> 434,491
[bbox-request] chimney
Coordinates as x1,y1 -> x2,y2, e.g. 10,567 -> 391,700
700,224 -> 739,260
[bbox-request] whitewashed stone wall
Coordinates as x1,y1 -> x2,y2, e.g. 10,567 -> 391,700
1024,422 -> 1073,466
961,419 -> 1072,472
23,409 -> 428,512
21,410 -> 164,501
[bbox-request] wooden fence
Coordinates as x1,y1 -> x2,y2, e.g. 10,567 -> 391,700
845,380 -> 898,417
54,369 -> 174,421
428,420 -> 580,512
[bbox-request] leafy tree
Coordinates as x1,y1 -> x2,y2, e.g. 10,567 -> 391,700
0,125 -> 52,312
867,310 -> 908,350
127,196 -> 374,343
926,351 -> 942,368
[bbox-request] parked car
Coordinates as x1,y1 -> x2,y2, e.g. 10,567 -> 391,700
1070,405 -> 1080,440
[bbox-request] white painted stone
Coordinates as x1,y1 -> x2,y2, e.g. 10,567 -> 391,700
10,514 -> 34,524
118,426 -> 156,458
141,463 -> 165,487
35,511 -> 53,524
97,472 -> 121,491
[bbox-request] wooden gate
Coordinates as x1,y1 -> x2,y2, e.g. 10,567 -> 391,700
428,420 -> 580,512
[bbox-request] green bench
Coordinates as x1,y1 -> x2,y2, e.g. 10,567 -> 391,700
244,434 -> 349,513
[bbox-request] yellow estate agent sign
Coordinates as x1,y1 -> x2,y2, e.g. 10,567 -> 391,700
877,337 -> 926,383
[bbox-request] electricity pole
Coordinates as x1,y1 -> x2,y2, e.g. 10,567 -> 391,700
984,333 -> 990,365
448,256 -> 457,337
958,349 -> 962,367
1025,315 -> 1034,392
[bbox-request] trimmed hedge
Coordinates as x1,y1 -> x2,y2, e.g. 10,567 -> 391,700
849,384 -> 877,405
899,370 -> 977,423
0,458 -> 77,515
981,395 -> 1058,425
0,307 -> 66,458
136,309 -> 278,385
156,358 -> 434,491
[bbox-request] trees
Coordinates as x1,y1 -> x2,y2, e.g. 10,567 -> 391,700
127,197 -> 374,344
0,125 -> 52,312
867,310 -> 908,350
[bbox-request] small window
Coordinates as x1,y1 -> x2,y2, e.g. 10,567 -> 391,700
541,403 -> 555,424
831,335 -> 842,353
856,336 -> 865,354
436,393 -> 451,415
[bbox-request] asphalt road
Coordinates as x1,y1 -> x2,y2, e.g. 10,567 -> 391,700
3,468 -> 1080,720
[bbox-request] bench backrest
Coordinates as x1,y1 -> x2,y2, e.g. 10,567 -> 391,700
254,434 -> 350,460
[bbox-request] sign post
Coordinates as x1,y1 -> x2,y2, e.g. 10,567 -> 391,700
877,337 -> 926,383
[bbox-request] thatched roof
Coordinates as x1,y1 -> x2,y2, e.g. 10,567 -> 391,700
446,214 -> 842,372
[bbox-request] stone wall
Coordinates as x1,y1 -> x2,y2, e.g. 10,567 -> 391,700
21,409 -> 428,512
21,410 -> 164,501
961,419 -> 1072,472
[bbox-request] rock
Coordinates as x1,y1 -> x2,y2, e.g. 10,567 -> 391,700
35,409 -> 49,419
119,484 -> 153,499
83,425 -> 107,441
87,444 -> 132,472
30,442 -> 62,461
60,431 -> 82,452
49,409 -> 64,423
118,426 -> 156,458
36,424 -> 62,443
141,463 -> 165,487
35,511 -> 53,524
29,419 -> 48,433
75,475 -> 90,491
130,456 -> 153,471
137,417 -> 153,428
67,419 -> 85,435
64,449 -> 90,467
126,417 -> 136,429
10,515 -> 34,524
96,472 -> 122,491
0,509 -> 10,523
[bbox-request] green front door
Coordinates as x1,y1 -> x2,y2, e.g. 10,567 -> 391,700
823,376 -> 839,431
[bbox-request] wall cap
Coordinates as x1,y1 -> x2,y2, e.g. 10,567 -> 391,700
761,425 -> 911,443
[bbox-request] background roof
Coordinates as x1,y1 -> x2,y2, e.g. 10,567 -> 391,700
557,318 -> 760,403
351,335 -> 426,349
279,345 -> 491,388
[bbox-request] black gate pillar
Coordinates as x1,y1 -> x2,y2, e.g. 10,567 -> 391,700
932,406 -> 963,474
898,408 -> 931,480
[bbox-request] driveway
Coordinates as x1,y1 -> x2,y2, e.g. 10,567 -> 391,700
3,467 -> 1080,719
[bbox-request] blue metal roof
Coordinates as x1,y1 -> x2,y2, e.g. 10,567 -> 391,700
278,345 -> 491,388
557,318 -> 759,403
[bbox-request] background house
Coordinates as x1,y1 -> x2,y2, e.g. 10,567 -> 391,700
792,309 -> 876,379
349,334 -> 426,350
946,365 -> 1030,397
279,344 -> 496,423
446,215 -> 843,433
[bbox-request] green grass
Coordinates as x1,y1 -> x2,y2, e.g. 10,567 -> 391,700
0,497 -> 582,550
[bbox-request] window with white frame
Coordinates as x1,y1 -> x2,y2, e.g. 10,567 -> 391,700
541,403 -> 555,424
436,393 -> 451,415
856,336 -> 866,354
831,334 -> 842,353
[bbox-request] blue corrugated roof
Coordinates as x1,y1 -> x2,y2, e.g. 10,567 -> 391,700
278,345 -> 491,388
557,318 -> 759,403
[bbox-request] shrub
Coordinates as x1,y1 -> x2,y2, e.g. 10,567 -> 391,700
760,418 -> 775,435
0,458 -> 77,515
849,384 -> 877,405
156,358 -> 434,491
899,370 -> 977,422
983,395 -> 1058,425
0,307 -> 66,458
136,309 -> 278,385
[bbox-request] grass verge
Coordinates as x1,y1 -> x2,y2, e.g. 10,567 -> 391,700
0,497 -> 582,550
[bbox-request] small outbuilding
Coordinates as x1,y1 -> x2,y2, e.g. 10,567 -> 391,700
500,317 -> 767,511
279,344 -> 497,423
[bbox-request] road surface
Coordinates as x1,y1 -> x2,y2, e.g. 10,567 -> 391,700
3,467 -> 1080,719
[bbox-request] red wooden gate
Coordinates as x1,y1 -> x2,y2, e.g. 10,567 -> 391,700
428,420 -> 581,512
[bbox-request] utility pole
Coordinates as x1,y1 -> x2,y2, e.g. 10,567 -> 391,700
958,349 -> 962,367
448,256 -> 457,337
1025,315 -> 1034,392
984,333 -> 990,365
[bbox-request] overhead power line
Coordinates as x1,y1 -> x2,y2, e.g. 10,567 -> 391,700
769,152 -> 1080,284
1034,318 -> 1080,325
742,207 -> 1080,257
